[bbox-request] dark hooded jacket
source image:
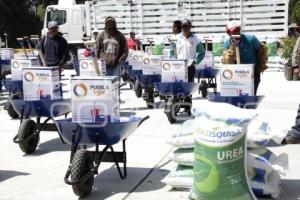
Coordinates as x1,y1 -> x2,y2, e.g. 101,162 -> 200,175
38,32 -> 70,66
95,17 -> 128,67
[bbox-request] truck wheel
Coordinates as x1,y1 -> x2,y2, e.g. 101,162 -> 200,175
134,80 -> 142,98
6,94 -> 19,119
71,150 -> 94,198
18,119 -> 39,154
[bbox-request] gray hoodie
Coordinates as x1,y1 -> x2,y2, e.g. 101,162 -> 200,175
95,17 -> 128,67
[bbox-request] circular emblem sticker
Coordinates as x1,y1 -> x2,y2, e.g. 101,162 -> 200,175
12,61 -> 19,69
133,55 -> 138,61
24,72 -> 34,82
81,61 -> 89,69
143,58 -> 150,65
163,63 -> 171,70
73,83 -> 88,97
222,69 -> 233,80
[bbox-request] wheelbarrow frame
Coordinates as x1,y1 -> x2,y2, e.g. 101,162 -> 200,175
196,67 -> 217,98
154,82 -> 199,123
2,79 -> 23,119
11,98 -> 71,154
56,116 -> 149,198
135,74 -> 161,108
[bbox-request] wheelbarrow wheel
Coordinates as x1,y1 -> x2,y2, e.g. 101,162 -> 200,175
71,150 -> 94,198
134,80 -> 142,98
18,119 -> 39,154
6,94 -> 19,119
166,98 -> 176,124
144,86 -> 154,109
199,80 -> 208,98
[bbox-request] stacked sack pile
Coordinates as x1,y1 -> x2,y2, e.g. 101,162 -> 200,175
163,102 -> 288,199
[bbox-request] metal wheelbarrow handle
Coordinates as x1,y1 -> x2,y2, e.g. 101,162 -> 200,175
138,116 -> 150,127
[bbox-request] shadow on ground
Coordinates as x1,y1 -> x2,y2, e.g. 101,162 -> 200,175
0,170 -> 30,182
23,137 -> 71,156
82,165 -> 169,200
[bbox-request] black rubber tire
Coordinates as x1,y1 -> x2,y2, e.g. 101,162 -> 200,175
6,94 -> 19,119
134,80 -> 142,98
200,80 -> 208,98
146,99 -> 154,109
71,150 -> 94,198
166,98 -> 176,123
144,86 -> 154,109
18,119 -> 39,154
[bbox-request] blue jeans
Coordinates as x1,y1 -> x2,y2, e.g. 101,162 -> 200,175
106,64 -> 121,81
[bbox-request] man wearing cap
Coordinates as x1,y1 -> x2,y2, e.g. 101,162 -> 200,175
224,20 -> 261,95
38,21 -> 70,67
127,31 -> 141,51
175,19 -> 205,82
289,23 -> 300,38
175,19 -> 205,112
95,17 -> 128,79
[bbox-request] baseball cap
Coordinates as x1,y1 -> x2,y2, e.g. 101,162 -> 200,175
48,21 -> 58,29
289,23 -> 299,29
226,20 -> 241,32
182,19 -> 192,27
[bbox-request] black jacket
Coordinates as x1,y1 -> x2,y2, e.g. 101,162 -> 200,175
38,33 -> 70,66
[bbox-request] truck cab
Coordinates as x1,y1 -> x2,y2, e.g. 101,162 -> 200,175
42,1 -> 86,45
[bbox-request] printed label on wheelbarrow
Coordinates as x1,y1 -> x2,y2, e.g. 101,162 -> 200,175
79,59 -> 106,76
161,60 -> 187,82
11,59 -> 32,80
23,67 -> 61,100
142,55 -> 162,75
71,76 -> 120,123
190,117 -> 256,200
128,50 -> 143,70
196,51 -> 214,70
220,64 -> 254,97
0,48 -> 14,60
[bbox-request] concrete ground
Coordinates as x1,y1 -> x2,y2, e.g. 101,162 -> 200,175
0,70 -> 300,200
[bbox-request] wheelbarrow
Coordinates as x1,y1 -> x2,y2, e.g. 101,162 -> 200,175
127,68 -> 143,97
0,59 -> 11,94
11,98 -> 71,154
154,82 -> 199,123
55,116 -> 149,198
135,74 -> 161,108
2,79 -> 23,119
208,93 -> 264,109
196,67 -> 217,98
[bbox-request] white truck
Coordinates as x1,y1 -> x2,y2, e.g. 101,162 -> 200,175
43,0 -> 289,49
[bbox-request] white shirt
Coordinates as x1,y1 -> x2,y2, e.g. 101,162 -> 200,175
176,33 -> 202,66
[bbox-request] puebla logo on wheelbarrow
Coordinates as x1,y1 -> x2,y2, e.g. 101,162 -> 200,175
80,61 -> 89,69
163,62 -> 171,70
222,69 -> 233,80
12,61 -> 20,69
73,83 -> 88,97
24,72 -> 34,82
143,58 -> 150,65
133,55 -> 139,61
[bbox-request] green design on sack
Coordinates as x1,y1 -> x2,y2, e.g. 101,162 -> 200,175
194,154 -> 219,193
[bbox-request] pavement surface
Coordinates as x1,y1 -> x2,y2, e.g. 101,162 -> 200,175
0,69 -> 300,200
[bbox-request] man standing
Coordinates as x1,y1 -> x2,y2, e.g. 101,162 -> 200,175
38,21 -> 70,67
224,20 -> 262,95
95,17 -> 128,79
170,20 -> 182,58
175,19 -> 205,82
